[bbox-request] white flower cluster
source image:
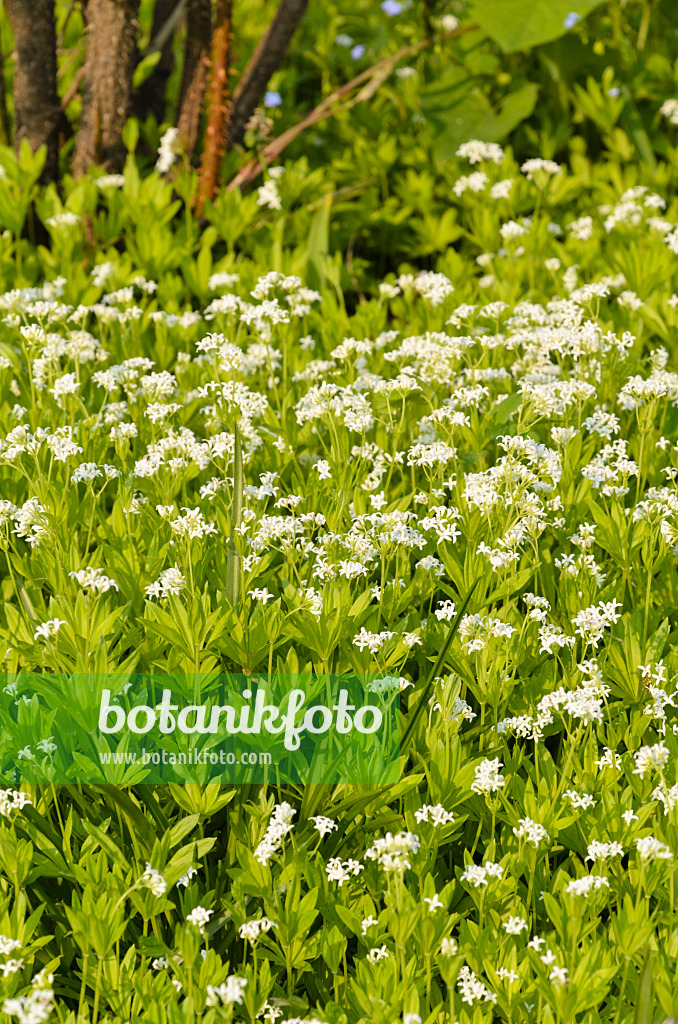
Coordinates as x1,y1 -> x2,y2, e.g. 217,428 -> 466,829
566,875 -> 609,897
413,804 -> 455,826
205,976 -> 247,1006
239,917 -> 276,943
365,831 -> 421,872
69,567 -> 119,594
460,861 -> 504,887
140,863 -> 167,897
254,802 -> 296,865
0,790 -> 32,819
325,857 -> 364,886
145,564 -> 186,599
471,758 -> 505,795
4,970 -> 54,1024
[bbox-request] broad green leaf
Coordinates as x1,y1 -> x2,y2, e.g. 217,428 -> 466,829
421,79 -> 539,163
468,0 -> 606,52
634,949 -> 653,1024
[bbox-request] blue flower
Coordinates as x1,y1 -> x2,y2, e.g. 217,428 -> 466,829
607,87 -> 620,98
351,44 -> 366,59
264,91 -> 282,108
381,0 -> 403,15
563,11 -> 581,28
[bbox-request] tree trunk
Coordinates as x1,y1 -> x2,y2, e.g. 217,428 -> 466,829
5,0 -> 60,181
73,0 -> 140,176
176,0 -> 212,159
228,0 -> 308,149
196,0 -> 232,213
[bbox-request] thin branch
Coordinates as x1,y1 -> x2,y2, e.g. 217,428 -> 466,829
148,0 -> 185,54
61,65 -> 85,110
227,25 -> 478,192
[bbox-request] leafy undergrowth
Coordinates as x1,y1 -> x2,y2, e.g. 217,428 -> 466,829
0,144 -> 678,1022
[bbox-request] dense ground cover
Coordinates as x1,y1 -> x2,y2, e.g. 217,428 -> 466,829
2,1 -> 678,1022
0,138 -> 677,1021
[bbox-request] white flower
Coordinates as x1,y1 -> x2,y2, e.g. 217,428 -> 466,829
140,863 -> 167,897
414,804 -> 455,826
33,618 -> 66,641
0,790 -> 32,817
146,565 -> 186,599
633,742 -> 669,777
257,180 -> 282,211
423,893 -> 444,912
325,857 -> 363,886
169,508 -> 218,540
500,220 -> 527,241
661,98 -> 678,126
96,174 -> 125,189
177,867 -> 198,887
46,211 -> 80,229
521,158 -> 561,180
471,758 -> 505,795
206,977 -> 247,1006
566,875 -> 609,897
186,906 -> 213,932
310,815 -> 337,837
156,127 -> 179,173
586,840 -> 623,862
365,831 -> 420,872
456,140 -> 504,164
513,817 -> 549,847
366,945 -> 390,963
434,599 -> 456,621
50,372 -> 80,407
239,917 -> 275,943
3,969 -> 54,1022
254,802 -> 296,865
69,567 -> 119,594
461,861 -> 504,887
503,916 -> 528,934
635,836 -> 673,862
457,964 -> 497,1005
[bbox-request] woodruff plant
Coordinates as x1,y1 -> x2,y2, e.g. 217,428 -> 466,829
0,130 -> 677,1022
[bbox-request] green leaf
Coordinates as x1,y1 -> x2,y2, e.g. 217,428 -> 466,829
469,0 -> 606,52
225,422 -> 243,607
421,78 -> 539,163
619,88 -> 656,170
305,193 -> 332,293
122,119 -> 139,154
400,578 -> 480,753
132,51 -> 162,90
634,949 -> 653,1023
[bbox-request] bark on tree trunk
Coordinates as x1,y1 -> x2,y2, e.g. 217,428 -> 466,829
73,0 -> 140,176
196,0 -> 233,213
5,0 -> 60,181
227,0 -> 308,149
176,0 -> 212,159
